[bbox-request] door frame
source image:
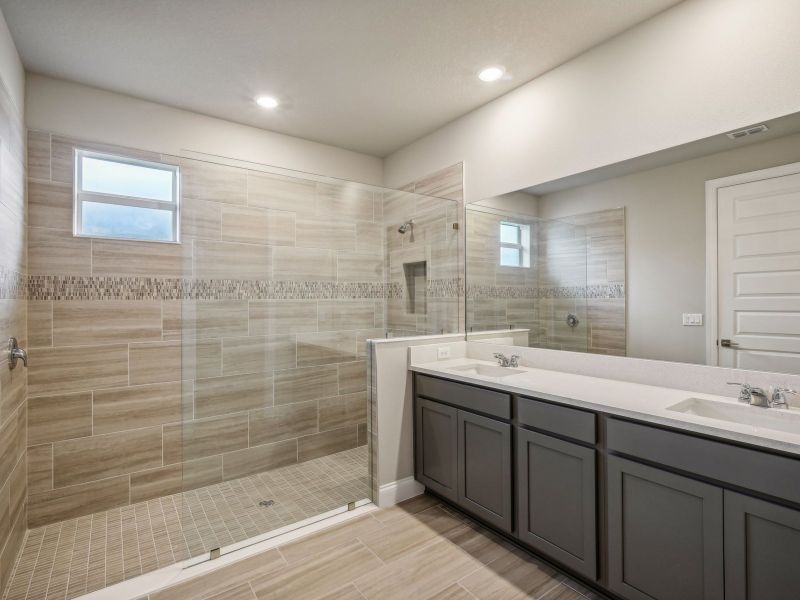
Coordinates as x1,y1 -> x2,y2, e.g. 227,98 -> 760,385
704,161 -> 800,366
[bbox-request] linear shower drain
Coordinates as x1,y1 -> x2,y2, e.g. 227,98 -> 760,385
258,499 -> 275,507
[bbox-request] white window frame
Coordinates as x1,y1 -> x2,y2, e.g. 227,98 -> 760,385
73,148 -> 181,243
499,221 -> 530,268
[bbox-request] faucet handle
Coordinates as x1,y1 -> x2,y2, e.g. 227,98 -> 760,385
509,355 -> 520,367
770,387 -> 798,408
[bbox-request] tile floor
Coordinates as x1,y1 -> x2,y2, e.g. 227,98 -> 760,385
143,493 -> 606,600
4,447 -> 370,600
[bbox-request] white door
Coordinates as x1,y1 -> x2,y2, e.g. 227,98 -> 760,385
717,167 -> 800,373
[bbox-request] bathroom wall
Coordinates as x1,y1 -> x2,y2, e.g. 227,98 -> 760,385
25,134 -> 383,527
0,10 -> 26,593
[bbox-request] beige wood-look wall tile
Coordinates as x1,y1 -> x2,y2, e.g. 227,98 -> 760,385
181,197 -> 221,240
318,393 -> 367,431
51,135 -> 162,185
180,159 -> 247,205
0,366 -> 25,424
295,219 -> 355,251
297,425 -> 357,462
1,503 -> 25,589
316,183 -> 374,222
194,373 -> 273,419
221,335 -> 296,376
28,392 -> 92,445
53,426 -> 163,488
129,455 -> 222,503
28,301 -> 53,347
248,300 -> 317,335
8,458 -> 24,526
93,382 -> 183,435
0,415 -> 20,499
92,239 -> 187,277
247,172 -> 316,214
27,130 -> 51,181
28,344 -> 129,395
355,222 -> 383,255
28,226 -> 91,275
248,401 -> 317,446
318,301 -> 375,331
53,300 -> 161,345
27,444 -> 53,494
273,365 -> 338,405
357,422 -> 368,446
0,472 -> 14,551
27,181 -> 73,231
194,240 -> 272,280
164,413 -> 248,464
28,475 -> 130,528
221,439 -> 297,481
273,246 -> 334,281
336,252 -> 383,282
296,332 -> 356,366
221,206 -> 295,246
337,361 -> 366,395
165,301 -> 249,339
182,338 -> 222,380
130,340 -> 181,385
412,163 -> 464,202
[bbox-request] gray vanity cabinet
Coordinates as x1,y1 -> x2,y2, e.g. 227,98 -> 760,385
607,455 -> 724,600
414,398 -> 458,501
516,429 -> 596,579
457,411 -> 513,532
724,491 -> 800,600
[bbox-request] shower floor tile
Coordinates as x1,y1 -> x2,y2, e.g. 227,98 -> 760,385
4,446 -> 369,600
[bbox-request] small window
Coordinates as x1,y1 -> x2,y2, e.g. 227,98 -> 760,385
74,149 -> 180,243
499,221 -> 530,267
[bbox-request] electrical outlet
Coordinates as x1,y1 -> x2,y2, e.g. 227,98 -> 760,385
682,313 -> 703,326
437,346 -> 451,359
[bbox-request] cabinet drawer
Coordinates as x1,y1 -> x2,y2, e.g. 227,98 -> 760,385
415,374 -> 511,420
607,418 -> 800,505
518,396 -> 596,444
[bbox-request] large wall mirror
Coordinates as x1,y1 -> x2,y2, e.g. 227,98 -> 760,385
466,111 -> 800,376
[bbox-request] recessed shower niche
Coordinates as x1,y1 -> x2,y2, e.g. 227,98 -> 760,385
404,260 -> 428,315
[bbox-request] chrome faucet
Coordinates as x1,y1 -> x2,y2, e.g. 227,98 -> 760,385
7,338 -> 27,370
769,387 -> 798,409
728,382 -> 797,408
493,353 -> 520,368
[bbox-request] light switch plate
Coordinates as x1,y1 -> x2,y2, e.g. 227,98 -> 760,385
437,346 -> 451,359
682,313 -> 703,326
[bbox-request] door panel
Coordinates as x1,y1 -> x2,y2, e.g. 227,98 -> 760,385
457,410 -> 512,532
607,456 -> 724,600
724,491 -> 800,600
517,429 -> 596,579
414,398 -> 458,501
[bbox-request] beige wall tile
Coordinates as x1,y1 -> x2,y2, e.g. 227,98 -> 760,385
164,413 -> 248,464
247,172 -> 316,214
316,183 -> 374,222
221,335 -> 296,375
129,340 -> 181,385
92,239 -> 187,277
194,240 -> 272,280
27,301 -> 52,347
222,439 -> 297,481
249,401 -> 317,446
318,301 -> 375,331
180,159 -> 247,205
413,163 -> 464,202
182,338 -> 222,380
27,130 -> 50,181
51,135 -> 161,185
221,206 -> 295,246
28,344 -> 129,395
273,246 -> 335,281
319,393 -> 367,432
249,300 -> 317,335
53,427 -> 163,487
27,444 -> 53,494
27,181 -> 73,231
356,222 -> 383,255
181,197 -> 221,240
297,332 -> 356,367
28,227 -> 91,275
129,455 -> 222,503
357,423 -> 368,446
0,366 -> 25,424
194,373 -> 273,419
296,219 -> 355,251
298,426 -> 357,462
28,475 -> 130,528
28,392 -> 92,445
274,365 -> 338,405
0,414 -> 21,492
53,301 -> 161,345
337,361 -> 366,395
164,300 -> 249,339
93,382 -> 182,435
336,253 -> 383,282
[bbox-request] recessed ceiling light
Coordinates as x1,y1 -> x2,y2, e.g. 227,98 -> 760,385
478,66 -> 505,82
255,95 -> 279,109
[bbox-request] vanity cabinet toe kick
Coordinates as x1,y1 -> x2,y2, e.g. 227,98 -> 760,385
412,372 -> 800,600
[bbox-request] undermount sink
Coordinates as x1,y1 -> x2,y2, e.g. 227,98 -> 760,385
667,397 -> 800,434
448,363 -> 525,378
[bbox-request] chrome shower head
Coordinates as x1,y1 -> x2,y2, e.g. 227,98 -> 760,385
398,220 -> 413,234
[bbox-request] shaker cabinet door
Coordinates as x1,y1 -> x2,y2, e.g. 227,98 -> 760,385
414,398 -> 458,501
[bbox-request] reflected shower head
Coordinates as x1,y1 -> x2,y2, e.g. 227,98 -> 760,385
398,220 -> 413,234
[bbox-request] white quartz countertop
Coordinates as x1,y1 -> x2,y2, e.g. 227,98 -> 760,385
410,357 -> 800,457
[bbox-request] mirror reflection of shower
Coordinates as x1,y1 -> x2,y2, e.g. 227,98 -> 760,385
397,220 -> 413,234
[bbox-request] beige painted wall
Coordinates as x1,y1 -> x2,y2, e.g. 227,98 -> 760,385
384,0 -> 800,202
538,131 -> 800,364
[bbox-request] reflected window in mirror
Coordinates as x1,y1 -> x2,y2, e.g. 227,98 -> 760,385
499,221 -> 530,268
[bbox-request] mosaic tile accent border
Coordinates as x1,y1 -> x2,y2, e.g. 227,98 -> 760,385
0,267 -> 26,300
466,283 -> 625,300
27,276 -> 466,301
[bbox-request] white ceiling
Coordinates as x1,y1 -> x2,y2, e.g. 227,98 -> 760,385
0,0 -> 682,156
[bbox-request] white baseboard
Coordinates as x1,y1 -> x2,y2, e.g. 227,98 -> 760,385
378,476 -> 425,507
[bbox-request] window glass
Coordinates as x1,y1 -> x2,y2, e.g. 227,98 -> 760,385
81,156 -> 174,202
500,223 -> 520,244
500,246 -> 521,267
81,201 -> 174,242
